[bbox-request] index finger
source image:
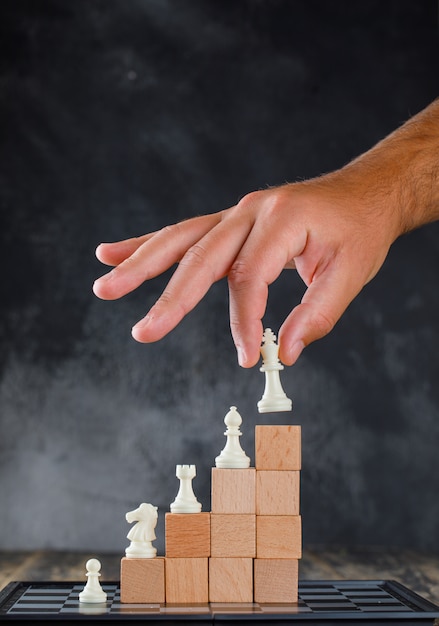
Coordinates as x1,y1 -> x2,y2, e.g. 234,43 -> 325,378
131,211 -> 255,343
93,213 -> 223,300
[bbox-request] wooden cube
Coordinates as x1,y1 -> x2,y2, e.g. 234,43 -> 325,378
165,513 -> 211,557
120,557 -> 165,603
254,559 -> 299,603
209,558 -> 253,602
211,468 -> 256,514
255,425 -> 301,470
256,515 -> 302,559
210,514 -> 256,557
256,470 -> 300,515
165,558 -> 208,603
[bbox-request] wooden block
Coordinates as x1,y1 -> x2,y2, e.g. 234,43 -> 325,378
209,558 -> 253,602
256,470 -> 300,515
210,514 -> 255,557
120,557 -> 165,603
256,515 -> 302,558
165,513 -> 211,557
165,558 -> 208,603
211,468 -> 256,514
254,559 -> 299,603
255,425 -> 301,470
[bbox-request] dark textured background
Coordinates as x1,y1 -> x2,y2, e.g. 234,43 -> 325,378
1,0 -> 439,555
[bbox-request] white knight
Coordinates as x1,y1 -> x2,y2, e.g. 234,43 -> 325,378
125,502 -> 158,558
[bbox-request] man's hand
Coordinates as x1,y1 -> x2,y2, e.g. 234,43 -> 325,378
93,99 -> 439,366
93,178 -> 395,366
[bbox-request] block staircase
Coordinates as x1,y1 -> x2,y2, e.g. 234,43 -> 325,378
120,424 -> 301,604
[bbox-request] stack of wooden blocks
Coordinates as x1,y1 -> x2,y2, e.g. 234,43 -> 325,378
121,424 -> 301,604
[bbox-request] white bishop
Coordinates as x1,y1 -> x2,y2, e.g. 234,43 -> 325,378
215,406 -> 250,469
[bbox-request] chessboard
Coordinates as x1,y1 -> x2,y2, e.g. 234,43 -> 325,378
0,580 -> 438,624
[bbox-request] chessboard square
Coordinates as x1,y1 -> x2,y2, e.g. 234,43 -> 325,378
120,557 -> 165,604
255,425 -> 301,470
256,470 -> 300,515
210,514 -> 256,557
211,468 -> 256,514
254,559 -> 299,603
165,558 -> 208,603
209,558 -> 253,602
165,512 -> 211,557
256,515 -> 302,559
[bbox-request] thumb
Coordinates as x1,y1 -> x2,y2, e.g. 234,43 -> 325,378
278,262 -> 363,365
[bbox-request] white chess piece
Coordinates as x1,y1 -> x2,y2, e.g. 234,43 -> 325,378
125,503 -> 158,558
257,328 -> 293,413
79,558 -> 107,603
170,465 -> 202,513
215,406 -> 250,468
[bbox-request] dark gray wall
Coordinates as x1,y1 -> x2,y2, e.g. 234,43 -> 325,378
1,0 -> 439,555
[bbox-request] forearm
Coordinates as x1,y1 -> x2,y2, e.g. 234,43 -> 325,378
339,99 -> 439,237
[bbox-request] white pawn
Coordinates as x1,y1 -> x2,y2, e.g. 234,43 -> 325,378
257,328 -> 292,413
79,559 -> 107,604
125,502 -> 158,559
215,406 -> 250,468
170,465 -> 202,513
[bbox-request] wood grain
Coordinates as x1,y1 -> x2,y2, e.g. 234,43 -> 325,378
256,470 -> 300,515
254,558 -> 299,603
210,514 -> 256,558
165,557 -> 208,603
120,557 -> 165,603
209,557 -> 253,602
256,515 -> 302,559
165,512 -> 210,558
211,468 -> 256,514
255,425 -> 301,470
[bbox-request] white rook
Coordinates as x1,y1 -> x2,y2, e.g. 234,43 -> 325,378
170,465 -> 202,513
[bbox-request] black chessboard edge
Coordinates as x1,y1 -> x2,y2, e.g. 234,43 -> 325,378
0,579 -> 438,624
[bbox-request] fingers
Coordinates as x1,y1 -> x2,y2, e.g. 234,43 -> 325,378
278,259 -> 363,365
131,210 -> 256,343
93,214 -> 222,300
96,234 -> 155,267
227,217 -> 308,368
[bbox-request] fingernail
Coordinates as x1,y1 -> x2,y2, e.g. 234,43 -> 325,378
237,347 -> 247,367
288,340 -> 305,364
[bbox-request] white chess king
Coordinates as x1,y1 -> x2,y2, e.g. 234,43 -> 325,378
257,328 -> 293,413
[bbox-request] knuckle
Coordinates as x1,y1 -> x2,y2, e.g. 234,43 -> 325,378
160,222 -> 182,237
229,190 -> 264,217
229,318 -> 242,334
157,290 -> 188,317
238,190 -> 262,207
228,259 -> 254,289
312,310 -> 336,338
236,187 -> 293,222
118,254 -> 138,271
180,243 -> 208,268
263,189 -> 290,219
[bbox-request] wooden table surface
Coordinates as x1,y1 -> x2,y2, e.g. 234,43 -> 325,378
1,547 -> 438,605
